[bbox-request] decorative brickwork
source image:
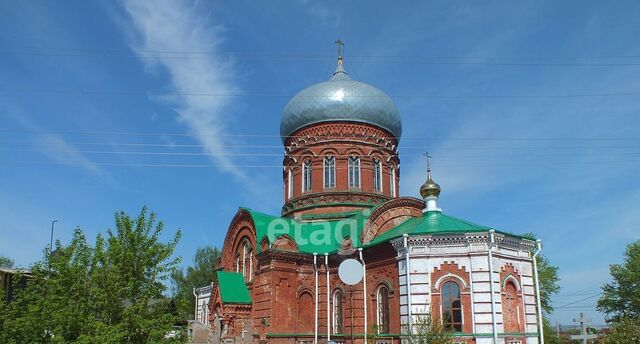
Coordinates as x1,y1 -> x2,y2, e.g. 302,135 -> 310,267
361,197 -> 425,244
282,122 -> 400,217
501,263 -> 526,342
430,262 -> 473,334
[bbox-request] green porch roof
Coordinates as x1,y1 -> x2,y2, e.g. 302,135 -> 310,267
216,271 -> 251,304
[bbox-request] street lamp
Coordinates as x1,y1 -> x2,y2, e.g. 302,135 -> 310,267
50,220 -> 58,254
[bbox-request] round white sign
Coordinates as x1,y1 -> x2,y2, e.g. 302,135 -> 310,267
338,258 -> 364,286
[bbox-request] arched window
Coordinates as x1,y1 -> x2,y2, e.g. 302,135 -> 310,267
390,167 -> 397,197
373,159 -> 382,192
302,160 -> 312,192
332,290 -> 344,334
503,281 -> 521,332
287,168 -> 293,199
235,240 -> 253,282
348,156 -> 360,188
441,281 -> 462,331
376,285 -> 390,334
324,156 -> 336,188
297,291 -> 314,333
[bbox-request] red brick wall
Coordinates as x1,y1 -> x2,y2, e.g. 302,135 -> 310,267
282,122 -> 399,217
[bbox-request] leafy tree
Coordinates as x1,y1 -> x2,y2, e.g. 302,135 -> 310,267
404,314 -> 454,344
0,207 -> 183,344
171,246 -> 220,320
0,255 -> 13,268
523,233 -> 561,343
601,317 -> 640,344
597,240 -> 640,322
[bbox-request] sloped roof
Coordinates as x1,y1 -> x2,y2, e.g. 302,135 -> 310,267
367,210 -> 520,246
243,207 -> 521,255
244,207 -> 369,254
216,271 -> 251,304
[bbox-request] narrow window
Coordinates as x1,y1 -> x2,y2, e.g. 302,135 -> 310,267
287,169 -> 293,199
302,160 -> 312,192
348,156 -> 360,188
503,281 -> 521,332
324,156 -> 336,188
441,281 -> 463,332
376,285 -> 390,334
332,290 -> 343,334
390,167 -> 397,197
373,159 -> 382,192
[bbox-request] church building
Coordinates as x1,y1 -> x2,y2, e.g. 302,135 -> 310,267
207,45 -> 543,344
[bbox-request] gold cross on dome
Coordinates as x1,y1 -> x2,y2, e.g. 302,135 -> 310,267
424,152 -> 432,172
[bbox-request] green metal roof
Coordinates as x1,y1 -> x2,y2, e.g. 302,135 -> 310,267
367,210 -> 517,246
243,207 -> 521,255
216,271 -> 251,304
244,207 -> 370,254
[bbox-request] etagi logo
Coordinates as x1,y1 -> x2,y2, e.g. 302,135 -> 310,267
265,209 -> 371,247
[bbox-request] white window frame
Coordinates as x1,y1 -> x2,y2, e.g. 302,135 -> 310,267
376,285 -> 390,334
348,156 -> 360,188
324,156 -> 336,189
390,167 -> 397,197
302,160 -> 312,193
373,159 -> 383,192
287,169 -> 293,199
332,290 -> 343,334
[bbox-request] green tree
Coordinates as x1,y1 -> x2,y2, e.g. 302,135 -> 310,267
524,233 -> 561,343
171,246 -> 221,320
0,207 -> 183,344
601,317 -> 640,344
0,255 -> 13,268
597,240 -> 640,322
405,314 -> 454,344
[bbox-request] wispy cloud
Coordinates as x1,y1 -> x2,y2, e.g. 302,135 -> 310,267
118,0 -> 246,180
6,104 -> 106,177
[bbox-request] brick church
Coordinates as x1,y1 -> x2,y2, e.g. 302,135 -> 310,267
205,46 -> 543,344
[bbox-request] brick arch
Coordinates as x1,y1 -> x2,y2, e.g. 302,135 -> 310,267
361,197 -> 425,244
431,262 -> 473,333
319,147 -> 340,157
220,209 -> 257,271
272,234 -> 298,252
343,145 -> 367,157
296,289 -> 314,334
501,263 -> 525,334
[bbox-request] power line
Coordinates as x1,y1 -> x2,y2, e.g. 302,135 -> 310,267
2,87 -> 640,99
1,129 -> 639,141
2,158 -> 640,169
555,293 -> 603,309
3,147 -> 640,159
5,47 -> 640,67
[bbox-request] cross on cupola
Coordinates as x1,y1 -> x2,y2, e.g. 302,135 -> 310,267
420,151 -> 441,212
335,39 -> 344,60
332,39 -> 348,79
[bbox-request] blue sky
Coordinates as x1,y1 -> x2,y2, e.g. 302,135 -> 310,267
1,0 -> 639,324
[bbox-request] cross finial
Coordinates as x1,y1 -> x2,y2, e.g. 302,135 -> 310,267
424,152 -> 432,175
335,39 -> 344,60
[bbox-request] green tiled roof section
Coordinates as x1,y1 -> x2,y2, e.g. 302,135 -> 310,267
216,271 -> 251,304
367,211 -> 514,246
243,207 -> 373,254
